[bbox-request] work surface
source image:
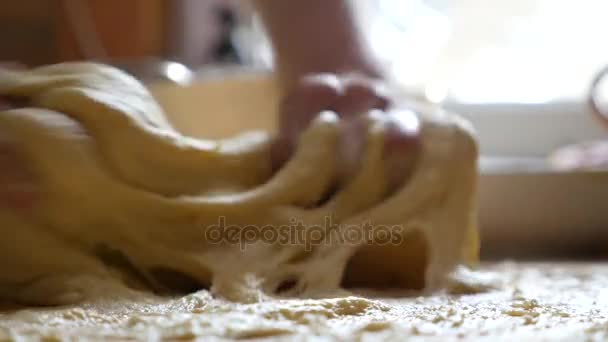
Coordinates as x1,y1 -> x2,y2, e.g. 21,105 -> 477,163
0,262 -> 606,341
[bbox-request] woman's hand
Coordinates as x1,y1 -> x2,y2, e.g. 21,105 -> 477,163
253,0 -> 420,187
0,98 -> 36,211
271,73 -> 420,188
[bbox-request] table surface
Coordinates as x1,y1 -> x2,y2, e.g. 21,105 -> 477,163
1,262 -> 607,341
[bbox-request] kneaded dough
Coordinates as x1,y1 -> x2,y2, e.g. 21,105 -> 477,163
0,63 -> 478,306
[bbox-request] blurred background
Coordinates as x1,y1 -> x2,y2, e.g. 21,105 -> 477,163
0,0 -> 244,74
2,0 -> 608,260
3,0 -> 608,102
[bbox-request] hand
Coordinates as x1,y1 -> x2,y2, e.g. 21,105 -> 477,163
271,73 -> 420,188
0,97 -> 36,211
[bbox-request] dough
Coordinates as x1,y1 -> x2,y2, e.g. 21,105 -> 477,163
0,63 -> 478,306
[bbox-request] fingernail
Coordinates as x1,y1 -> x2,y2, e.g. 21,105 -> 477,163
301,74 -> 343,92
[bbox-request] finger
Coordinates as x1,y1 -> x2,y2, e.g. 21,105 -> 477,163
273,75 -> 341,170
270,135 -> 292,173
338,109 -> 421,186
298,73 -> 343,93
336,115 -> 368,182
382,109 -> 422,192
384,109 -> 420,148
331,76 -> 391,118
279,74 -> 341,138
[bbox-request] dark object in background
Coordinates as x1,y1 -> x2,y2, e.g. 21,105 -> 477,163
0,1 -> 56,66
0,1 -> 242,68
165,0 -> 241,69
212,7 -> 241,64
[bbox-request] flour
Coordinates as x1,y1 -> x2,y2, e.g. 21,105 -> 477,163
1,263 -> 607,340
